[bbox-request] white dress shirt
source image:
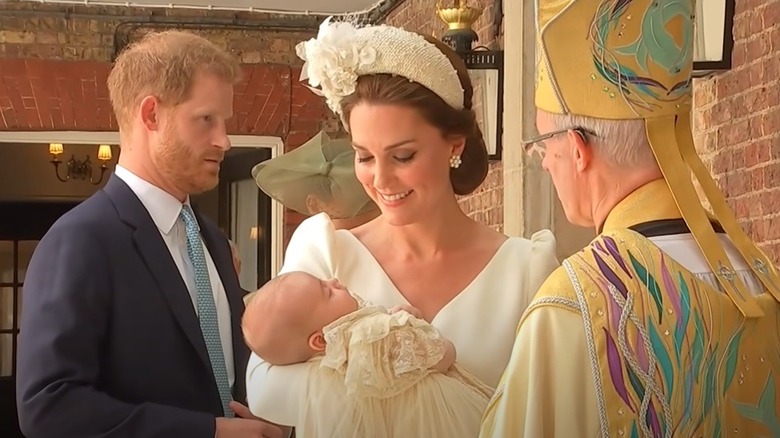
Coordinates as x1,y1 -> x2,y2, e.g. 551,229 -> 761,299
115,165 -> 235,387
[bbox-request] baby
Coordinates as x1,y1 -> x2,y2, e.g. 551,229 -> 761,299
242,271 -> 492,438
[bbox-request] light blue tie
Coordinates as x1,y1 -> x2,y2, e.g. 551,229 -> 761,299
180,205 -> 234,417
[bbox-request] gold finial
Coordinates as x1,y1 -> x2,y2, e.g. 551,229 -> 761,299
436,0 -> 484,31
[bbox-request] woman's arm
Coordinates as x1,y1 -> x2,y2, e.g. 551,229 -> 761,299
245,214 -> 340,429
245,353 -> 309,427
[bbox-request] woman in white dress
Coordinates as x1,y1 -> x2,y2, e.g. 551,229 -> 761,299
246,19 -> 559,435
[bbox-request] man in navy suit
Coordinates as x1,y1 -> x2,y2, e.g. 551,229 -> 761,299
16,30 -> 282,438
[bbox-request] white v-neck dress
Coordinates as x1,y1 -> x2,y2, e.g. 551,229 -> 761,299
246,213 -> 559,426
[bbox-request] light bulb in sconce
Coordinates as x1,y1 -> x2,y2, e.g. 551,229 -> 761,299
250,226 -> 263,240
97,145 -> 112,161
49,143 -> 64,156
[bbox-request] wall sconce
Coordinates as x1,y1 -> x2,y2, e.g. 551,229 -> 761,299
437,0 -> 504,161
49,143 -> 113,185
693,0 -> 735,77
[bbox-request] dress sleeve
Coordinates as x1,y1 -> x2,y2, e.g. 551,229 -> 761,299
507,229 -> 561,320
278,212 -> 338,277
527,229 -> 560,293
245,213 -> 340,424
321,310 -> 446,399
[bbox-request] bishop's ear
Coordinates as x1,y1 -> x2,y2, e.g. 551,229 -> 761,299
568,129 -> 593,172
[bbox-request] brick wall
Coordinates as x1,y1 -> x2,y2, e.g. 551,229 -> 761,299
692,0 -> 780,263
381,0 -> 504,232
0,1 -> 331,248
0,2 -> 319,64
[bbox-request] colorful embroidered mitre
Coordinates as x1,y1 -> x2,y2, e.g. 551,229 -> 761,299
535,0 -> 780,316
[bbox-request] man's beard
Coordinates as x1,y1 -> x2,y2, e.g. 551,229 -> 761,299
156,127 -> 204,195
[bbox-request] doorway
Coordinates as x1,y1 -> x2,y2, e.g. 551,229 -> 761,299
218,147 -> 273,291
0,201 -> 79,437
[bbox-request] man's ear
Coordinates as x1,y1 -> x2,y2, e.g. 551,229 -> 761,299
308,331 -> 326,352
568,130 -> 593,173
140,95 -> 162,132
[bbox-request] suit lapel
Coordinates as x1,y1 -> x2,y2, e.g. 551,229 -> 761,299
103,175 -> 212,372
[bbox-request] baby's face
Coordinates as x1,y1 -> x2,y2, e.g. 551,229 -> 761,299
287,273 -> 358,328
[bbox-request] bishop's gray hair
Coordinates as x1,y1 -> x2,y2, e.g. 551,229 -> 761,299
547,111 -> 658,169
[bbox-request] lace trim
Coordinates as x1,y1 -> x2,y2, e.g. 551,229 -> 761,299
319,307 -> 446,399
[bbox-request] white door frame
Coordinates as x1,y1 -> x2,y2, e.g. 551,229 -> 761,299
0,130 -> 286,276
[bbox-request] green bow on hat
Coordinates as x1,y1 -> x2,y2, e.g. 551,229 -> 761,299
251,131 -> 377,219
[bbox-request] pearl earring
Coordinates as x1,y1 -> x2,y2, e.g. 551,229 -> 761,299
449,155 -> 462,169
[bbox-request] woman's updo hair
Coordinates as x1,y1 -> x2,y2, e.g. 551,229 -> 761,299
339,35 -> 489,196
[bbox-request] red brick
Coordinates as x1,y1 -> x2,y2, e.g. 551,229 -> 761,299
770,25 -> 780,54
719,119 -> 751,146
751,219 -> 767,242
699,131 -> 718,154
765,165 -> 780,189
759,192 -> 776,217
710,100 -> 733,126
747,61 -> 765,85
748,114 -> 765,141
736,0 -> 761,15
747,12 -> 766,38
747,32 -> 771,60
732,173 -> 750,197
733,148 -> 747,169
746,139 -> 772,169
764,109 -> 780,134
767,217 -> 780,240
712,151 -> 733,174
764,2 -> 780,33
732,41 -> 748,67
732,14 -> 752,41
693,0 -> 780,262
762,56 -> 780,82
751,167 -> 766,191
0,58 -> 324,137
716,69 -> 750,97
733,195 -> 753,218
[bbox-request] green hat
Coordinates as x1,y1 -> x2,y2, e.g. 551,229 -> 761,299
251,131 -> 376,219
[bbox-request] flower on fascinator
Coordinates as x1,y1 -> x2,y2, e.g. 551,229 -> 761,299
296,18 -> 377,114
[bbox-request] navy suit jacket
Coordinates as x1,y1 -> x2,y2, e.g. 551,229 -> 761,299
16,174 -> 250,438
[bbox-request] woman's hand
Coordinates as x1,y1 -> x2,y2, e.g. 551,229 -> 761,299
434,340 -> 457,373
389,304 -> 423,319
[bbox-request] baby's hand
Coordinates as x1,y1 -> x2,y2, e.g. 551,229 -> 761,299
389,304 -> 423,319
